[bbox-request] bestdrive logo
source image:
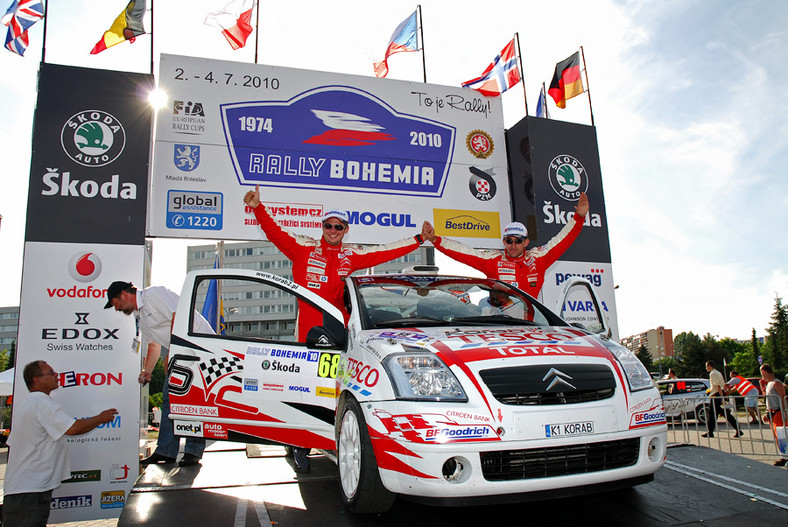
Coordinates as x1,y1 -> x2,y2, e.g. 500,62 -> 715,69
433,209 -> 501,239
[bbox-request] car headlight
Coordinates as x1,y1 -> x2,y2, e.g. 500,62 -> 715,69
598,339 -> 654,392
383,353 -> 467,401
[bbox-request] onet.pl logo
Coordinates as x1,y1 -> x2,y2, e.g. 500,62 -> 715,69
68,252 -> 102,283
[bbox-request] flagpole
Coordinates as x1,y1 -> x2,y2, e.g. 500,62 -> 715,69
41,0 -> 49,63
149,0 -> 155,75
514,32 -> 528,116
417,5 -> 426,83
542,82 -> 550,119
580,46 -> 595,127
254,0 -> 260,64
216,241 -> 224,331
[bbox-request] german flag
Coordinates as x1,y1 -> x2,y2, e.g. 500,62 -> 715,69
548,52 -> 583,109
90,0 -> 146,54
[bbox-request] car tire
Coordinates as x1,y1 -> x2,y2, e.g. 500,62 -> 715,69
695,403 -> 710,426
336,394 -> 395,514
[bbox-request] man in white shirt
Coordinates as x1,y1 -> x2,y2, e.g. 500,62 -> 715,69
3,361 -> 117,527
702,360 -> 741,438
105,281 -> 213,467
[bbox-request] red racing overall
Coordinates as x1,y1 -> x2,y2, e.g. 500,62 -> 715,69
432,212 -> 584,299
252,204 -> 420,340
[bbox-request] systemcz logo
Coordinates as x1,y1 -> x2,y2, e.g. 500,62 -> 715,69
61,110 -> 126,167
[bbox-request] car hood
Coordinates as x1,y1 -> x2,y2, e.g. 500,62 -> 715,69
358,325 -> 617,366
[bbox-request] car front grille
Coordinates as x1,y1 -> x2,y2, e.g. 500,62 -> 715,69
480,438 -> 641,481
479,364 -> 617,405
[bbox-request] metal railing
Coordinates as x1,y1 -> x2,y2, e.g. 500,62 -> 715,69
663,394 -> 787,461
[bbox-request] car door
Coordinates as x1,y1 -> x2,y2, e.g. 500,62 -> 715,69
555,276 -> 611,338
168,269 -> 345,450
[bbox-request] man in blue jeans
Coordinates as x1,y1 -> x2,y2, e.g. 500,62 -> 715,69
105,281 -> 213,466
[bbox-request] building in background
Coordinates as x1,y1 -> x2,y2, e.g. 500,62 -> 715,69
620,326 -> 674,360
187,241 -> 429,341
0,306 -> 19,349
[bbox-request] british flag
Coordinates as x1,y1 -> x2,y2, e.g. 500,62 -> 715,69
461,39 -> 521,97
2,0 -> 45,56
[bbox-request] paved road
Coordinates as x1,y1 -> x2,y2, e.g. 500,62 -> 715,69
118,442 -> 788,527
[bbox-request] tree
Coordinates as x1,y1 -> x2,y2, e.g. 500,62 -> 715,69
636,344 -> 653,371
766,295 -> 788,370
673,332 -> 704,377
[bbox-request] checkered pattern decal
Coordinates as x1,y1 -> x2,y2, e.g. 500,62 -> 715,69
200,356 -> 243,387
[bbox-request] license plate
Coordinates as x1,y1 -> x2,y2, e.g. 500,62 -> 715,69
544,421 -> 594,437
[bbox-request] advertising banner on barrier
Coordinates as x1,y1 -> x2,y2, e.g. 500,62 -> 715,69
149,54 -> 510,247
505,117 -> 618,339
15,242 -> 143,522
15,63 -> 152,522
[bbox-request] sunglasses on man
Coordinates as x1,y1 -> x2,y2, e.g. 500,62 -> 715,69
323,222 -> 346,231
503,236 -> 525,245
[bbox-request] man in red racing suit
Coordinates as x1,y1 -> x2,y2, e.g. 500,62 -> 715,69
422,193 -> 589,300
244,185 -> 423,341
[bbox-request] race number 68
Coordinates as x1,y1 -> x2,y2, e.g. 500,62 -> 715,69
318,352 -> 340,379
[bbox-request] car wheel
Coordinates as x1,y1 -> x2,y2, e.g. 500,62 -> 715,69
695,403 -> 710,426
337,394 -> 395,514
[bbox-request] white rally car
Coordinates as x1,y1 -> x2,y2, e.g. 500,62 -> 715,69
168,270 -> 666,513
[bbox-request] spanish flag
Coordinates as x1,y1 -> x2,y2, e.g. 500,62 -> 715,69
90,0 -> 146,54
548,52 -> 583,109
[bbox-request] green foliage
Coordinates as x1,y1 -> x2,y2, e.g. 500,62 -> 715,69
673,331 -> 704,377
149,391 -> 163,411
636,344 -> 653,371
149,360 -> 166,394
766,295 -> 788,370
0,349 -> 9,372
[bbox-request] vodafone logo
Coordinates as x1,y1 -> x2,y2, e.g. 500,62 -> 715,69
68,253 -> 102,283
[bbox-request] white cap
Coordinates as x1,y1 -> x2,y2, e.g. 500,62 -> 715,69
502,222 -> 528,238
321,209 -> 350,224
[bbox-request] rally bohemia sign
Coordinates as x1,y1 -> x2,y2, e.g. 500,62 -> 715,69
149,54 -> 510,248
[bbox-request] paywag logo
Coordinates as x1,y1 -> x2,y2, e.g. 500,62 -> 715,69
221,86 -> 455,198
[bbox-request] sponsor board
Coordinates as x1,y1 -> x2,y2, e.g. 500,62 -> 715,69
63,470 -> 101,483
150,54 -> 511,247
432,208 -> 501,239
50,495 -> 93,510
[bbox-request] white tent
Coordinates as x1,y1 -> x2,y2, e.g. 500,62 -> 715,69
0,367 -> 14,396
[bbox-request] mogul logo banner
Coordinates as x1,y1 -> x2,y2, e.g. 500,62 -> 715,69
24,63 -> 153,245
151,54 -> 511,248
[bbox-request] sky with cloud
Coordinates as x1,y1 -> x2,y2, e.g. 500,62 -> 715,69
1,0 -> 786,340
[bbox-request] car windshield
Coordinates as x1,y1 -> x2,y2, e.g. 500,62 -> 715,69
352,275 -> 565,329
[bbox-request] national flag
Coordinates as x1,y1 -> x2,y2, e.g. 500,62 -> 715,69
90,0 -> 146,54
205,0 -> 255,50
373,10 -> 419,78
536,85 -> 550,118
461,39 -> 520,97
548,52 -> 583,109
2,0 -> 45,56
200,257 -> 226,334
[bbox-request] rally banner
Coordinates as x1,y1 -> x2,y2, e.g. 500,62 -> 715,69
24,63 -> 153,244
506,117 -> 618,339
150,54 -> 511,247
14,242 -> 144,522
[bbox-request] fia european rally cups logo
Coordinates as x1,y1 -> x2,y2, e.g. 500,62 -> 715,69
60,110 -> 126,167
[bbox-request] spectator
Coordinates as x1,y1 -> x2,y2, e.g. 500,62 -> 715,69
3,361 -> 117,527
725,370 -> 761,424
702,360 -> 741,438
105,281 -> 213,467
760,364 -> 787,467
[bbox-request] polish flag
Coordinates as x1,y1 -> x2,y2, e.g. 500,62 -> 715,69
205,0 -> 256,50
